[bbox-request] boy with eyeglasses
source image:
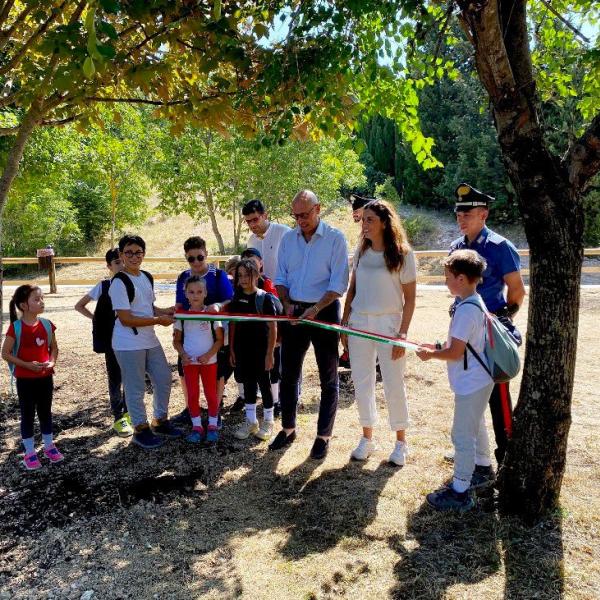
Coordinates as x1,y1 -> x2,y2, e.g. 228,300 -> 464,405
172,236 -> 234,425
109,235 -> 181,449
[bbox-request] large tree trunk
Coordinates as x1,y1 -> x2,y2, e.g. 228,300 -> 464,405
0,101 -> 42,342
458,0 -> 589,519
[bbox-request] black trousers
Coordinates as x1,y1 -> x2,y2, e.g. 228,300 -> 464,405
105,347 -> 127,419
489,382 -> 513,463
241,370 -> 274,408
280,301 -> 340,437
17,376 -> 53,439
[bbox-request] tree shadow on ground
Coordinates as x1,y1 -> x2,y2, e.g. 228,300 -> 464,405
280,459 -> 396,559
390,495 -> 564,600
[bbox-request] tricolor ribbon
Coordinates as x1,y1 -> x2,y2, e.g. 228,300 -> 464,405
175,312 -> 420,351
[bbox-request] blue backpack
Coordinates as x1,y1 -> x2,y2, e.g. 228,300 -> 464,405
460,298 -> 521,383
8,318 -> 53,391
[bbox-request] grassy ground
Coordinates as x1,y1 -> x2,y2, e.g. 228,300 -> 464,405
0,287 -> 598,599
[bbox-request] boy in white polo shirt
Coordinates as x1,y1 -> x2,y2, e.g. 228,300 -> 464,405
416,249 -> 494,511
109,234 -> 182,449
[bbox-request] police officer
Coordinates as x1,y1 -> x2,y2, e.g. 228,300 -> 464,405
449,183 -> 526,465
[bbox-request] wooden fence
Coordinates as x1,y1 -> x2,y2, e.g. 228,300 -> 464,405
2,249 -> 600,291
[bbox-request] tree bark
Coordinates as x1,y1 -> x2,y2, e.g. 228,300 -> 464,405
0,101 -> 42,342
457,0 -> 589,519
204,189 -> 225,254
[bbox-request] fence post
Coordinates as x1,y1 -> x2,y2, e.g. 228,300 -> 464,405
48,256 -> 57,293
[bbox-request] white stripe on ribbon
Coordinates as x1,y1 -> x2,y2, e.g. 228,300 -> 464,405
175,312 -> 420,351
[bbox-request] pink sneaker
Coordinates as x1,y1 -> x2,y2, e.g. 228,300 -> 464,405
43,445 -> 64,463
23,452 -> 42,470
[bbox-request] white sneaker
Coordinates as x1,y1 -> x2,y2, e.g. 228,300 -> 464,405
389,441 -> 408,466
255,420 -> 274,441
234,420 -> 259,440
351,437 -> 376,461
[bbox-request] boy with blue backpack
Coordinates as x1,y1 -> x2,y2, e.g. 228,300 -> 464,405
416,249 -> 520,511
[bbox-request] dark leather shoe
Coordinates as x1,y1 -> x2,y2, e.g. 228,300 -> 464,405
230,396 -> 245,413
269,430 -> 296,451
310,437 -> 329,460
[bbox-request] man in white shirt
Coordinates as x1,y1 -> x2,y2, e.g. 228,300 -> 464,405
243,199 -> 291,281
109,235 -> 181,450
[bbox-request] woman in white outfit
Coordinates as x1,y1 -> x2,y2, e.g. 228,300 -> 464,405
341,199 -> 417,466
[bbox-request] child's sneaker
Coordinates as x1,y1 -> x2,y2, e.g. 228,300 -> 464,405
388,441 -> 408,466
426,487 -> 475,512
206,426 -> 219,443
351,437 -> 375,461
113,415 -> 134,437
23,452 -> 42,470
43,445 -> 64,463
132,427 -> 164,449
234,420 -> 259,440
470,465 -> 496,490
255,421 -> 274,441
186,427 -> 204,444
151,419 -> 184,438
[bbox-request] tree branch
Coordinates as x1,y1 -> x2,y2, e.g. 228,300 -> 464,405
0,126 -> 18,136
0,1 -> 68,77
0,3 -> 34,52
0,0 -> 15,30
568,112 -> 600,192
41,113 -> 82,127
538,0 -> 590,43
85,96 -> 190,106
432,1 -> 455,65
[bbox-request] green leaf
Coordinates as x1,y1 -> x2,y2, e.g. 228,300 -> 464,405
213,0 -> 222,20
99,0 -> 120,13
83,56 -> 96,78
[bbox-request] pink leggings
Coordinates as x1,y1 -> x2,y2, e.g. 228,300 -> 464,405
183,363 -> 219,418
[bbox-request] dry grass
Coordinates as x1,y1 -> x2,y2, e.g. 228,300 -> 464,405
0,286 -> 599,600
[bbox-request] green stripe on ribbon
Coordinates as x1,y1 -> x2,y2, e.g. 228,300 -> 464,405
175,312 -> 419,351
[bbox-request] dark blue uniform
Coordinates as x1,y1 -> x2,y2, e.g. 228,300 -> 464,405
450,225 -> 522,464
450,226 -> 521,313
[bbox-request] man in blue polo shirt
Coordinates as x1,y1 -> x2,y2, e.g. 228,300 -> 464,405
449,183 -> 526,468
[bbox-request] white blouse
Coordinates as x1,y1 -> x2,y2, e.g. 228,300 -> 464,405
351,247 -> 417,315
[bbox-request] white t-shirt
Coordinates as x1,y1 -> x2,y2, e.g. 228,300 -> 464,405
351,248 -> 417,315
109,272 -> 160,351
248,222 -> 291,280
87,280 -> 105,301
447,294 -> 493,395
173,315 -> 221,364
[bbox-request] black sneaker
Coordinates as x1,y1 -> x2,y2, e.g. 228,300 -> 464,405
269,430 -> 296,451
132,428 -> 164,449
230,396 -> 246,413
310,437 -> 329,460
426,487 -> 475,512
151,420 -> 184,438
471,465 -> 495,490
171,407 -> 191,426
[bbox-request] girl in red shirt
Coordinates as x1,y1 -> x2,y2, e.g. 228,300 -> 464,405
1,285 -> 61,470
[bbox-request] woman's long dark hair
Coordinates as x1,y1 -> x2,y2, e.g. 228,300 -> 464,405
359,199 -> 411,272
233,259 -> 260,296
9,285 -> 41,322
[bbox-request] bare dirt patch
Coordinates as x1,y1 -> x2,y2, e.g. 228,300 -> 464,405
1,288 -> 599,599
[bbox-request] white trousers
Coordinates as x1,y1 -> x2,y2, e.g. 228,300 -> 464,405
348,313 -> 409,431
452,383 -> 494,485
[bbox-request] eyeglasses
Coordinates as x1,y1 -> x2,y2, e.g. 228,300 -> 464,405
123,250 -> 144,258
291,206 -> 317,221
187,255 -> 206,263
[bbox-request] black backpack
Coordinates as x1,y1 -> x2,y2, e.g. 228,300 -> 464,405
92,280 -> 115,354
92,271 -> 154,352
